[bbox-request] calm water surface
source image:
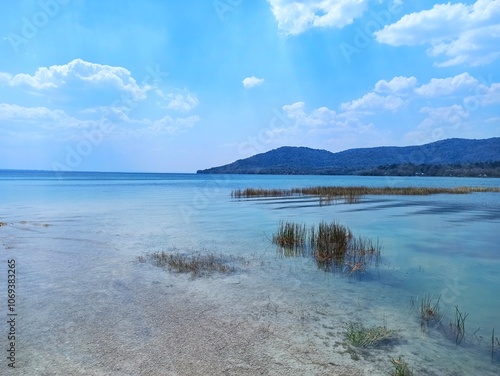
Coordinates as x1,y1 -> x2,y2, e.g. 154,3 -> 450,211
1,171 -> 499,375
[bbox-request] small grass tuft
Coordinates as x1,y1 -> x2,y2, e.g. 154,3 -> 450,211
344,322 -> 398,348
411,294 -> 441,331
142,250 -> 234,277
391,356 -> 413,376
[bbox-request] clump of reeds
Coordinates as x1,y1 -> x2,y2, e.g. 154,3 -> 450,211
272,220 -> 381,274
272,221 -> 307,248
311,221 -> 351,266
231,185 -> 500,202
344,322 -> 398,348
141,250 -> 234,277
391,356 -> 414,376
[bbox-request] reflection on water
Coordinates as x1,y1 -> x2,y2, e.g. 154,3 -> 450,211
1,172 -> 499,375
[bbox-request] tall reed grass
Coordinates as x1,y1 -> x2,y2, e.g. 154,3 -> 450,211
232,186 -> 500,203
272,220 -> 381,274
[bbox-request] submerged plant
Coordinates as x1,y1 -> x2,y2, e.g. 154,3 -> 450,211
141,250 -> 234,277
391,356 -> 413,376
411,294 -> 441,331
450,305 -> 469,345
344,322 -> 397,348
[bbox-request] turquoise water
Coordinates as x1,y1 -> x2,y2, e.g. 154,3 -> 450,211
1,171 -> 500,375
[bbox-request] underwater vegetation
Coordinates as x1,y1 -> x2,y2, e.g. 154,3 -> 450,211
139,249 -> 235,277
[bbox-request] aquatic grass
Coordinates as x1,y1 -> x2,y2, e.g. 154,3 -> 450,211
272,220 -> 381,275
450,305 -> 469,345
231,185 -> 500,203
141,250 -> 234,277
311,221 -> 352,267
344,322 -> 398,348
417,294 -> 441,325
391,356 -> 414,376
491,329 -> 500,360
272,221 -> 307,248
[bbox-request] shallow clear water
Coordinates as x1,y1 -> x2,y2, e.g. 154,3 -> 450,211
1,171 -> 500,375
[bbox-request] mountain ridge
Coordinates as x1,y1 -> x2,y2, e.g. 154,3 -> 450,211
197,138 -> 500,176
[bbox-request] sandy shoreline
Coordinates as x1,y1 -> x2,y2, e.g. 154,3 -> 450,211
1,237 -> 370,375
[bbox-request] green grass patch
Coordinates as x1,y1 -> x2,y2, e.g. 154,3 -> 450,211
344,322 -> 398,348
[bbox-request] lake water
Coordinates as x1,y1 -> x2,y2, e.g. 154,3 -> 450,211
1,171 -> 500,375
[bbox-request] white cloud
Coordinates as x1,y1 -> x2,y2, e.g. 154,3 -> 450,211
0,103 -> 101,142
283,101 -> 340,127
415,73 -> 481,97
406,104 -> 469,143
267,0 -> 368,35
242,76 -> 265,88
374,76 -> 418,94
341,92 -> 405,112
420,105 -> 469,126
0,103 -> 66,121
0,59 -> 150,104
375,0 -> 500,66
477,83 -> 500,105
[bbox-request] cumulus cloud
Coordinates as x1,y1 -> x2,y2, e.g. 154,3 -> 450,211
375,0 -> 500,66
414,73 -> 481,97
0,59 -> 150,106
341,92 -> 405,112
0,60 -> 202,140
242,76 -> 265,89
374,76 -> 418,94
267,0 -> 368,35
283,102 -> 340,127
342,72 -> 500,116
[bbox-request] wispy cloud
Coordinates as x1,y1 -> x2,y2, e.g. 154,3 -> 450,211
156,89 -> 199,112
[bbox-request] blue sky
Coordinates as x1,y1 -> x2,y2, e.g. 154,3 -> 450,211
0,0 -> 499,172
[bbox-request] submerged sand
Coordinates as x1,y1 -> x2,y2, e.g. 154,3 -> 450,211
3,221 -> 499,376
